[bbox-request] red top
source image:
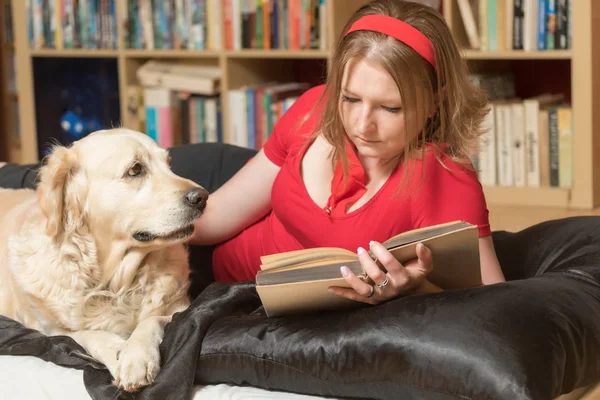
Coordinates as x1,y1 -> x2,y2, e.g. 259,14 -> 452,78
212,85 -> 491,282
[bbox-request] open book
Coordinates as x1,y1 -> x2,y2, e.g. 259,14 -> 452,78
255,220 -> 481,317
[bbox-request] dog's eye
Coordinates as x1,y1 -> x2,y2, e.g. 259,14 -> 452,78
128,163 -> 144,177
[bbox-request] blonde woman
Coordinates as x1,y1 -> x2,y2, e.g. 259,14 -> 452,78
191,0 -> 506,301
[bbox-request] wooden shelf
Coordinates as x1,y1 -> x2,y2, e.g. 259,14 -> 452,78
461,50 -> 573,60
29,48 -> 119,58
27,48 -> 572,61
123,49 -> 221,58
483,186 -> 571,208
225,49 -> 329,59
27,48 -> 330,60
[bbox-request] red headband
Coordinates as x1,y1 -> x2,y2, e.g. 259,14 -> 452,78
345,14 -> 436,70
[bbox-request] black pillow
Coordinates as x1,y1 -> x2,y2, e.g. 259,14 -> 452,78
176,216 -> 600,400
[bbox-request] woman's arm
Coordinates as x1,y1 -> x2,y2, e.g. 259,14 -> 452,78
189,149 -> 281,246
478,235 -> 506,284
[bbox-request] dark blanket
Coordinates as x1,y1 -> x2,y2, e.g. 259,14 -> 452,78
2,216 -> 600,400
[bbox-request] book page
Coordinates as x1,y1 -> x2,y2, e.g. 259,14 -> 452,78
260,247 -> 356,271
383,221 -> 472,249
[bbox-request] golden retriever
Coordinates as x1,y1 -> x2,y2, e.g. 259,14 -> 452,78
0,128 -> 208,392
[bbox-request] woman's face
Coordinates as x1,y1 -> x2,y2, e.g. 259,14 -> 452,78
340,57 -> 416,163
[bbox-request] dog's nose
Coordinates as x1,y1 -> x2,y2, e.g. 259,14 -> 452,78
185,187 -> 209,211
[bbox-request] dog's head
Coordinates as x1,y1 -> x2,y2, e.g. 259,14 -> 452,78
37,128 -> 208,247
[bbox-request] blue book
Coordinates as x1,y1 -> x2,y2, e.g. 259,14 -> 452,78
145,106 -> 158,143
537,0 -> 547,50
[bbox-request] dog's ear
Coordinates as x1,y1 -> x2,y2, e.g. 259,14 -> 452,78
37,145 -> 85,239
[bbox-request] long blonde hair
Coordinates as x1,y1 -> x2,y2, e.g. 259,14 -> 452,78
312,0 -> 488,188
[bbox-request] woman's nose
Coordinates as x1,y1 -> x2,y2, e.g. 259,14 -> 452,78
357,107 -> 375,133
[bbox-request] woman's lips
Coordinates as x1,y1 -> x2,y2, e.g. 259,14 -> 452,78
357,136 -> 380,143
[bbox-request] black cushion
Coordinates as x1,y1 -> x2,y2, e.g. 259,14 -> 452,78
1,216 -> 600,400
184,216 -> 600,400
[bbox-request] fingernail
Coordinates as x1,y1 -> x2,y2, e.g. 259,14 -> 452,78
417,242 -> 424,251
357,247 -> 366,255
369,240 -> 375,247
327,288 -> 335,293
340,266 -> 349,277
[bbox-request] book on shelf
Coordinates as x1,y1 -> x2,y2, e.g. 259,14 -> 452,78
469,72 -> 572,189
136,60 -> 221,96
457,0 -> 481,50
456,0 -> 571,51
255,220 -> 481,317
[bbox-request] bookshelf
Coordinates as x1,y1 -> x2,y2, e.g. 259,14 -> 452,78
7,0 -> 600,210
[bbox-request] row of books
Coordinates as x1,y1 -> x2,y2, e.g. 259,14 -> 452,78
126,86 -> 224,148
224,0 -> 328,50
474,97 -> 572,189
228,81 -> 307,149
458,0 -> 571,51
125,80 -> 306,150
27,0 -> 118,49
125,0 -> 328,51
125,0 -> 222,50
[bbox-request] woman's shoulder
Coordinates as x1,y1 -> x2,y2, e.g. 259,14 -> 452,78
263,84 -> 327,165
300,84 -> 326,101
287,84 -> 327,115
415,144 -> 477,176
406,143 -> 483,197
273,84 -> 326,130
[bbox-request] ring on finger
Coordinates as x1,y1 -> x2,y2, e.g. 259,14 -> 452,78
365,284 -> 375,298
376,275 -> 390,289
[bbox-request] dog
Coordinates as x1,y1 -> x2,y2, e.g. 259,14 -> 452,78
0,128 -> 208,392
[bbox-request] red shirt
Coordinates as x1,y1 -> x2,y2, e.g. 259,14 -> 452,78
212,85 -> 491,282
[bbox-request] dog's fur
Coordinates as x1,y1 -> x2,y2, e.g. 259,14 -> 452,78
0,128 -> 208,392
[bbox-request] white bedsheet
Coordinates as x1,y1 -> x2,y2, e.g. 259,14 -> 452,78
0,355 -> 329,400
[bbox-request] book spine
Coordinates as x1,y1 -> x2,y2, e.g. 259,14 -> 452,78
513,0 -> 524,49
548,107 -> 559,187
511,102 -> 526,187
557,106 -> 572,188
536,0 -> 546,50
146,106 -> 158,143
545,0 -> 556,50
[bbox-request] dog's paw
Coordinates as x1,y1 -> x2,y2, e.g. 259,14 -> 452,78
112,341 -> 160,393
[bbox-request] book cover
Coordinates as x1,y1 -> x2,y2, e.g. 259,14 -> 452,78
256,221 -> 481,317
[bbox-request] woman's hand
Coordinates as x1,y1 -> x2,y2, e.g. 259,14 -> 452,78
328,241 -> 438,304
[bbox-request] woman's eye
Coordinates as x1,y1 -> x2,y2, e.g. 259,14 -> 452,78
383,106 -> 401,114
342,95 -> 359,103
128,163 -> 144,177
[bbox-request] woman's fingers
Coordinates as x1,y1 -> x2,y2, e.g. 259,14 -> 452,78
368,241 -> 410,288
328,265 -> 376,304
404,243 -> 434,283
329,242 -> 435,304
357,246 -> 388,285
370,241 -> 433,293
413,242 -> 433,275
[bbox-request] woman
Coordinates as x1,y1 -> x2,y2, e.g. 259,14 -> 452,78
189,0 -> 506,300
0,0 -> 505,304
